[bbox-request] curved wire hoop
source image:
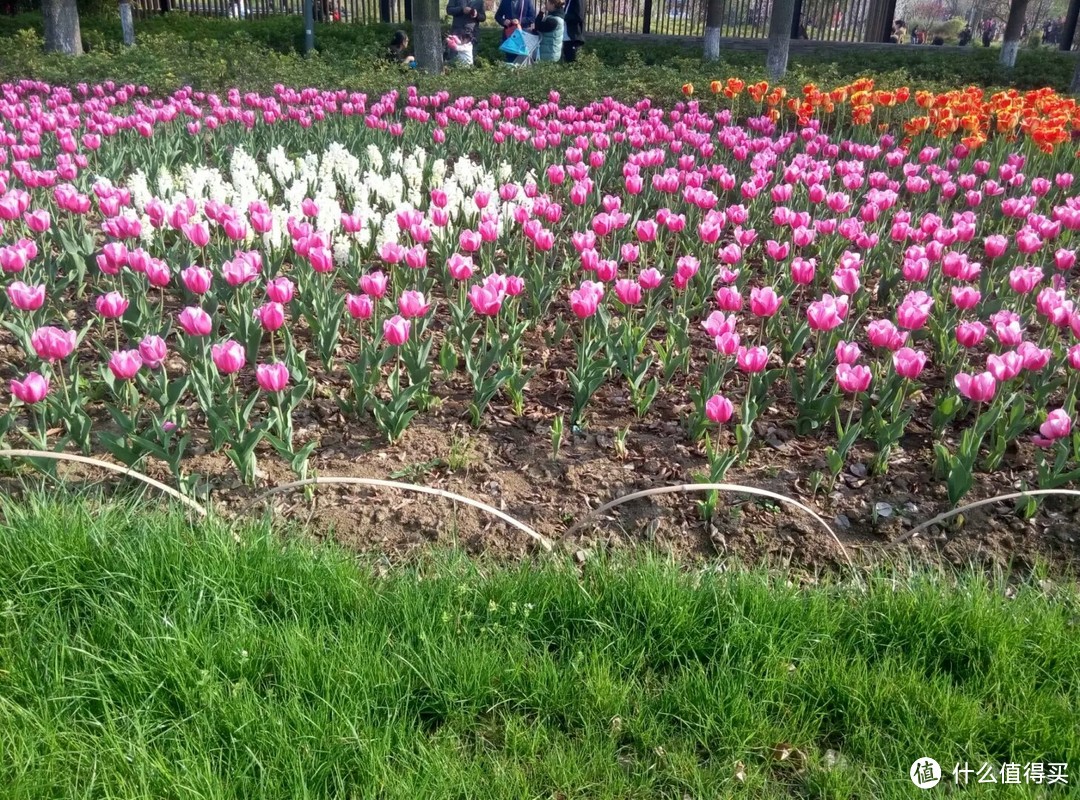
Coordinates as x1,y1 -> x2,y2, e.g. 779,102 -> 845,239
565,482 -> 855,570
890,488 -> 1080,547
244,476 -> 554,551
0,449 -> 208,517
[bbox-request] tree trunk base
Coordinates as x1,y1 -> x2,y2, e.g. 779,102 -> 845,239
766,34 -> 790,80
120,1 -> 135,46
1000,39 -> 1019,67
704,27 -> 720,61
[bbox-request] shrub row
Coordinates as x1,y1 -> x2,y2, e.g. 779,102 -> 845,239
0,12 -> 1074,98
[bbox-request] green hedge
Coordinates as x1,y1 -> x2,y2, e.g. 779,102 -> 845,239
0,12 -> 1074,98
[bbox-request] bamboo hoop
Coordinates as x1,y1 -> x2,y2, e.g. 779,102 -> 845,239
0,449 -> 207,517
243,476 -> 554,551
565,482 -> 854,570
889,489 -> 1080,547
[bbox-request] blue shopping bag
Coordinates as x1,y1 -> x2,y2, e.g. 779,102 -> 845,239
499,28 -> 529,56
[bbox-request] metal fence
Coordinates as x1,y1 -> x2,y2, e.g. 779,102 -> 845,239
133,0 -> 881,41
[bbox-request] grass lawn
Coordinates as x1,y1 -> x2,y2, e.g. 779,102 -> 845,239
0,495 -> 1077,798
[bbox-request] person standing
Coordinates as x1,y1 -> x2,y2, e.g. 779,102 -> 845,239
562,0 -> 585,61
496,0 -> 537,61
447,0 -> 486,64
535,0 -> 566,61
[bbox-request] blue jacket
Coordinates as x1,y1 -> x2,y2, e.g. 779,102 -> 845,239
495,0 -> 536,33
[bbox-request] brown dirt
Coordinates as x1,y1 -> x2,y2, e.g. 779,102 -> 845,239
8,373 -> 1078,580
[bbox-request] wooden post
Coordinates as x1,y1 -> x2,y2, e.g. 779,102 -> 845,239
642,0 -> 653,34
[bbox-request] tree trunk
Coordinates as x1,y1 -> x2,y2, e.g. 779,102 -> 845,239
1000,0 -> 1029,67
119,0 -> 135,46
413,0 -> 444,73
766,0 -> 796,80
42,0 -> 83,55
704,0 -> 722,61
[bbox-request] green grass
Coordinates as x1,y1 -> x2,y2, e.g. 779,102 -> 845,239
1,495 -> 1078,798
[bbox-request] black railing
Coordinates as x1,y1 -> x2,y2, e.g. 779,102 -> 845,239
134,0 -> 883,42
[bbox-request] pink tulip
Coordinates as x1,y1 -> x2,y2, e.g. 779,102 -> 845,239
109,349 -> 143,380
835,341 -> 861,365
6,281 -> 45,311
379,242 -> 405,264
954,371 -> 997,402
570,281 -> 604,318
715,286 -> 742,312
459,230 -> 482,253
360,271 -> 388,299
705,394 -> 734,424
983,235 -> 1007,258
620,243 -> 640,263
139,334 -> 167,368
1033,409 -> 1072,446
182,265 -> 213,295
836,363 -> 871,393
892,347 -> 927,379
749,287 -> 782,318
955,321 -> 987,348
346,293 -> 374,320
397,290 -> 430,319
31,326 -> 76,362
1048,247 -> 1076,272
256,362 -> 290,392
867,319 -> 907,350
1008,266 -> 1043,294
736,345 -> 768,373
596,260 -> 619,282
635,219 -> 657,242
1017,341 -> 1051,372
638,268 -> 663,290
182,221 -> 210,248
263,277 -> 294,304
468,285 -> 504,316
95,291 -> 129,319
10,371 -> 49,404
253,301 -> 284,331
1069,344 -> 1080,371
790,257 -> 816,285
178,306 -> 213,337
24,209 -> 50,233
896,301 -> 930,331
211,340 -> 246,375
614,279 -> 642,306
383,315 -> 411,346
950,286 -> 981,310
807,294 -> 848,331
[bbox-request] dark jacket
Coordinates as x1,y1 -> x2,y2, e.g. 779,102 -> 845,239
562,0 -> 584,42
447,0 -> 486,43
495,0 -> 536,34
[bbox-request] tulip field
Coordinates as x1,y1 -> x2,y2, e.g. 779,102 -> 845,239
2,77 -> 1080,558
